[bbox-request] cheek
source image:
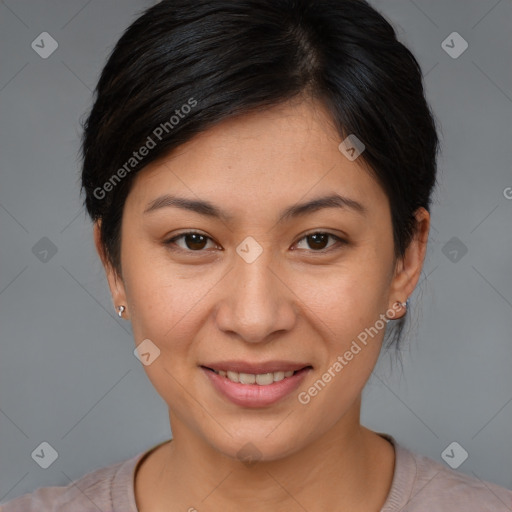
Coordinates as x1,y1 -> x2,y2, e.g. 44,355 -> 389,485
120,242 -> 174,336
121,239 -> 230,367
289,254 -> 392,402
121,250 -> 207,408
293,274 -> 388,422
124,265 -> 201,350
292,256 -> 391,341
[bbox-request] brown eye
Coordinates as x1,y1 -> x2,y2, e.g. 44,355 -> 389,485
294,232 -> 345,252
182,233 -> 208,250
306,233 -> 329,250
165,232 -> 217,251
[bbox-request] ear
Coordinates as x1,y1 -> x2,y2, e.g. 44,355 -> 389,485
388,207 -> 430,314
93,221 -> 128,319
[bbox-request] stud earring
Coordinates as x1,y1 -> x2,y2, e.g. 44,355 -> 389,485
117,305 -> 126,318
393,299 -> 407,311
398,298 -> 409,310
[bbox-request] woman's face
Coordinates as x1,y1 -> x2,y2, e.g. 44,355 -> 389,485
98,99 -> 426,461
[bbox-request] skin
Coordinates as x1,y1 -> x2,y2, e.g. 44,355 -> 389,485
94,97 -> 430,511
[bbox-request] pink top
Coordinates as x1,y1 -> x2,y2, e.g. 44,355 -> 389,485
2,433 -> 511,511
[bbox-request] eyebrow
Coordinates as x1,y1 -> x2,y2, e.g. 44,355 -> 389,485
143,192 -> 367,223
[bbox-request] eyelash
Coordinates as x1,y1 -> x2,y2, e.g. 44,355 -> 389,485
163,230 -> 347,254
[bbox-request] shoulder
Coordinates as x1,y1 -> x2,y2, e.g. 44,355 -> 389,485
381,433 -> 512,511
0,455 -> 139,512
410,450 -> 512,508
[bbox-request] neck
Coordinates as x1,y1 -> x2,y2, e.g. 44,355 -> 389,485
139,399 -> 395,511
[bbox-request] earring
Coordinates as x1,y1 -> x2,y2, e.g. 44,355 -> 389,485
397,298 -> 409,310
117,305 -> 126,318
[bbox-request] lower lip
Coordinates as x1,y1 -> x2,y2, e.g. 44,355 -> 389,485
202,367 -> 311,408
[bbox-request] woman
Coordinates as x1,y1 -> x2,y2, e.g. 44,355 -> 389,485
4,0 -> 511,510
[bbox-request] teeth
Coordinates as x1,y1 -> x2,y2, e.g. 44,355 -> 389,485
273,371 -> 285,382
239,372 -> 256,384
212,369 -> 299,385
255,373 -> 273,385
227,371 -> 239,383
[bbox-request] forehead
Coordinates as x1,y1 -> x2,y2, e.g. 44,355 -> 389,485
125,99 -> 388,221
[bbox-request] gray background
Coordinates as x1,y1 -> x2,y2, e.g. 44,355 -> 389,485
1,0 -> 511,504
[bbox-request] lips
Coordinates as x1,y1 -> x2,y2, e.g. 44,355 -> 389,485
200,361 -> 312,407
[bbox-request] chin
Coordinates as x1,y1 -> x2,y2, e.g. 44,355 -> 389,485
204,426 -> 309,465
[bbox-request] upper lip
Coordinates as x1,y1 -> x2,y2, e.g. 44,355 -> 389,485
201,360 -> 312,374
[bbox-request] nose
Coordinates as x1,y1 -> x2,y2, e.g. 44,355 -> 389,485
214,248 -> 297,344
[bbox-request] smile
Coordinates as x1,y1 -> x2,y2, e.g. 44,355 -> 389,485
209,369 -> 297,385
201,365 -> 312,407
